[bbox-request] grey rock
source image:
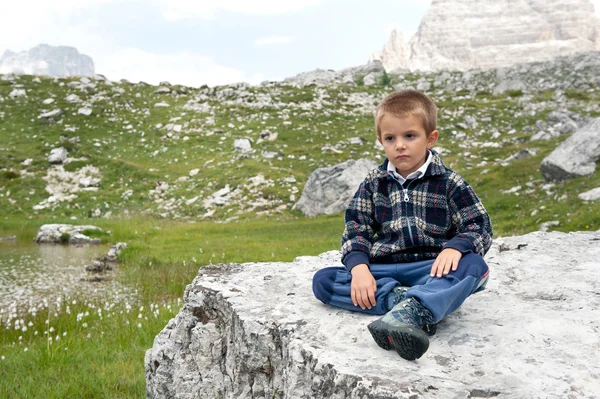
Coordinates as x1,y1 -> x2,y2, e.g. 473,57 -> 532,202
493,79 -> 527,95
66,94 -> 80,103
294,159 -> 378,216
34,224 -> 102,244
9,89 -> 26,98
234,138 -> 252,153
539,221 -> 560,232
78,107 -> 92,116
504,149 -> 536,163
416,80 -> 431,91
540,117 -> 600,180
145,231 -> 600,399
48,147 -> 68,164
578,187 -> 600,201
106,242 -> 128,261
39,109 -> 63,120
363,72 -> 381,86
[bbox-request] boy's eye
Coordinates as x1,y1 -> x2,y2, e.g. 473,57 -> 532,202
384,136 -> 394,141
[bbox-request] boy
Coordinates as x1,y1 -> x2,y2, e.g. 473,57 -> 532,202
312,89 -> 492,360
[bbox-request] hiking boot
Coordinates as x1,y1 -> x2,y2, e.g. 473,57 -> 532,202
387,287 -> 437,337
387,285 -> 409,308
367,298 -> 436,360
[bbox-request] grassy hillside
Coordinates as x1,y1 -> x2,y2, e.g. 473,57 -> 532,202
1,67 -> 600,234
1,61 -> 600,397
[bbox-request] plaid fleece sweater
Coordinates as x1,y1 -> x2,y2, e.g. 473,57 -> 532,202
342,151 -> 493,270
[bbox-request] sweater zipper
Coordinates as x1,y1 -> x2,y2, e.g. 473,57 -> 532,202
402,180 -> 415,246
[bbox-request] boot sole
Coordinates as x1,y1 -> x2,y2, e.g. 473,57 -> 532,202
367,319 -> 437,351
367,319 -> 430,360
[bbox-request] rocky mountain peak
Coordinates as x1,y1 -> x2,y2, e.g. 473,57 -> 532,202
0,44 -> 95,77
373,0 -> 600,72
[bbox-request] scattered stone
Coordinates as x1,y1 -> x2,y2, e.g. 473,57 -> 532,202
34,224 -> 102,244
42,98 -> 55,105
259,130 -> 278,141
78,107 -> 92,116
106,242 -> 128,261
66,94 -> 80,103
48,147 -> 68,164
578,187 -> 600,201
0,236 -> 17,241
539,221 -> 560,232
234,138 -> 252,153
39,109 -> 63,120
9,89 -> 26,98
503,149 -> 536,163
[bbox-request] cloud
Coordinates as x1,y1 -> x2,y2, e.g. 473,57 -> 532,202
97,47 -> 263,87
156,0 -> 321,21
254,36 -> 295,47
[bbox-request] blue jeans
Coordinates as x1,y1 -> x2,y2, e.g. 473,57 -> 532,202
312,253 -> 490,323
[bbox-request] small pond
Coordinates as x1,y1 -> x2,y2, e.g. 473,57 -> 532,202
0,238 -> 135,315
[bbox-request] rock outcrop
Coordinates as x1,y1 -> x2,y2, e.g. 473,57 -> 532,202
34,224 -> 102,244
294,158 -> 378,217
540,117 -> 600,180
373,0 -> 600,72
145,231 -> 600,398
0,44 -> 95,77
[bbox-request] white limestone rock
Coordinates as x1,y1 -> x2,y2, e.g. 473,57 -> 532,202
9,89 -> 26,98
294,158 -> 378,217
145,231 -> 600,398
48,147 -> 68,164
373,0 -> 600,72
578,187 -> 600,201
234,138 -> 252,153
78,107 -> 92,116
540,117 -> 600,180
0,44 -> 95,77
369,29 -> 410,71
34,224 -> 102,244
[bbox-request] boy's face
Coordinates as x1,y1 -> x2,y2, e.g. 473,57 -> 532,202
377,113 -> 438,178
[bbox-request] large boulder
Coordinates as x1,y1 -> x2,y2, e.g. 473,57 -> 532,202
294,159 -> 378,217
540,117 -> 600,180
145,231 -> 600,399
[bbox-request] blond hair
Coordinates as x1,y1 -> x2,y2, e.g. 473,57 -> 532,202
374,90 -> 437,137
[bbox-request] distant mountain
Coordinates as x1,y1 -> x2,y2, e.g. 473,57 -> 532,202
0,44 -> 94,77
372,0 -> 600,72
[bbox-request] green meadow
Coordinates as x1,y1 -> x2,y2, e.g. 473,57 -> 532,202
1,67 -> 600,397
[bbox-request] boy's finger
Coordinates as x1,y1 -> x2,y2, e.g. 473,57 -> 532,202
351,289 -> 357,307
430,261 -> 438,277
369,290 -> 376,307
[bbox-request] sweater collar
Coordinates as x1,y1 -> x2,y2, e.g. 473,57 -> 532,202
377,149 -> 446,180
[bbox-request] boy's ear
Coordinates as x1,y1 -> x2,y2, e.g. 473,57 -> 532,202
427,130 -> 439,148
377,135 -> 383,144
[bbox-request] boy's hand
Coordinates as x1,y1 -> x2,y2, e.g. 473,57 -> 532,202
431,248 -> 462,278
350,264 -> 377,310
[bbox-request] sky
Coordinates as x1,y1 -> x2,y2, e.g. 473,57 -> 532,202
1,0 -> 599,87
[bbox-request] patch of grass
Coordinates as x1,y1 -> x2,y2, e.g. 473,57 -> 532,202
0,170 -> 19,181
506,89 -> 524,97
